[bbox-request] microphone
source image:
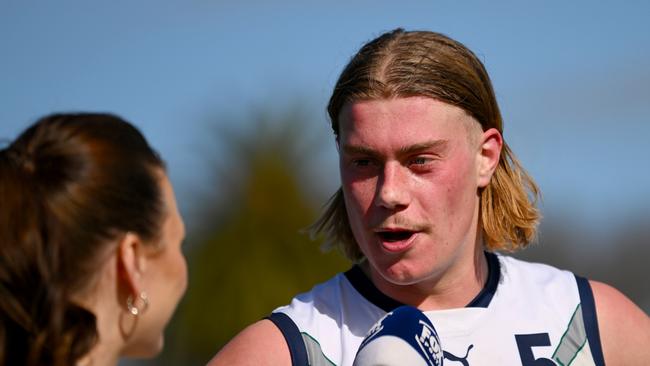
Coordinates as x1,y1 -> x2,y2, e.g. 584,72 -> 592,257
353,305 -> 443,366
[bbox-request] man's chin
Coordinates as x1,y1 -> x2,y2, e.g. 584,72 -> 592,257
373,260 -> 425,286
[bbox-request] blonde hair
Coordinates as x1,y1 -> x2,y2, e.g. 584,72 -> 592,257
310,29 -> 540,262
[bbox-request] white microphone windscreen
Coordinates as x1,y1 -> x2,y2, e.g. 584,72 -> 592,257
353,305 -> 443,366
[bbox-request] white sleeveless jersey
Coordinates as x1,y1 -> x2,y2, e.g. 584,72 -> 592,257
269,253 -> 605,366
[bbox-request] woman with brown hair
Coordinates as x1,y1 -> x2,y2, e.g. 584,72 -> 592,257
0,113 -> 187,366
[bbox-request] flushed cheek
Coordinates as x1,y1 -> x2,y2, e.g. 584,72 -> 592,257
431,166 -> 477,226
342,182 -> 376,245
159,250 -> 188,297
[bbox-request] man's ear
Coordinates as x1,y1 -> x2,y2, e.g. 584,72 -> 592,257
477,128 -> 503,188
117,232 -> 147,298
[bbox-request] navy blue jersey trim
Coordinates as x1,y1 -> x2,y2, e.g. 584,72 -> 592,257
466,251 -> 500,307
344,251 -> 500,311
344,265 -> 404,312
266,312 -> 309,366
575,275 -> 605,366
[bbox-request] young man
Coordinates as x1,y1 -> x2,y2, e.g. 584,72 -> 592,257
209,29 -> 650,366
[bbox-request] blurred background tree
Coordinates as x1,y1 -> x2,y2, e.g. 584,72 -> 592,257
148,106 -> 349,365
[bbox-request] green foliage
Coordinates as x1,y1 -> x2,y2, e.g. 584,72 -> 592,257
160,110 -> 349,365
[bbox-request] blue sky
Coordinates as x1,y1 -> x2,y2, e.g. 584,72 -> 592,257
2,1 -> 649,231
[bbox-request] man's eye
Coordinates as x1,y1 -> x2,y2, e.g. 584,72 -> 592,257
353,159 -> 372,167
410,157 -> 429,165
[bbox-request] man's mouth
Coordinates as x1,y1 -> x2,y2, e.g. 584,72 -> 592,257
376,230 -> 415,242
374,229 -> 417,253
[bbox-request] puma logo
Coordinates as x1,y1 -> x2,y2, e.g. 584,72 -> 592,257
443,344 -> 474,366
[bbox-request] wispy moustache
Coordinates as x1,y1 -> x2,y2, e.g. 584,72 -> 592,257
371,217 -> 428,232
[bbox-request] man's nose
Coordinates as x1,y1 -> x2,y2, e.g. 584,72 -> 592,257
374,162 -> 411,210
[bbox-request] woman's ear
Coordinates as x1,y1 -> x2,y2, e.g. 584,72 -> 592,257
117,232 -> 147,298
477,128 -> 503,188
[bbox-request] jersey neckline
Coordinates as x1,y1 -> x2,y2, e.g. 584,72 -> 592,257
343,251 -> 501,312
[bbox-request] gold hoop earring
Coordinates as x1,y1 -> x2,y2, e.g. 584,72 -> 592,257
126,292 -> 149,316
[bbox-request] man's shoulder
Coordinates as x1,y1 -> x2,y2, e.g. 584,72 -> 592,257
492,253 -> 582,307
590,280 -> 650,364
273,267 -> 383,321
269,267 -> 386,366
496,252 -> 576,283
208,270 -> 367,366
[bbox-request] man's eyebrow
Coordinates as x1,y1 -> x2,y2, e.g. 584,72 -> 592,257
340,144 -> 378,156
398,140 -> 449,155
340,140 -> 449,156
